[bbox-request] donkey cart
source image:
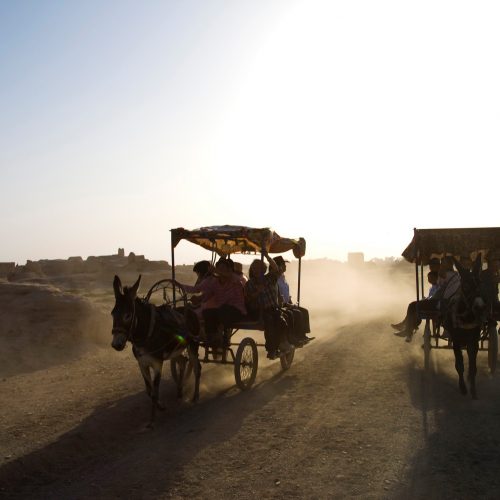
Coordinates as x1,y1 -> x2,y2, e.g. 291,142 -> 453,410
145,225 -> 308,391
401,227 -> 500,375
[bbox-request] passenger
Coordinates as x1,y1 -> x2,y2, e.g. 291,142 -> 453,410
233,261 -> 248,286
193,260 -> 212,285
178,258 -> 246,348
244,251 -> 293,359
480,256 -> 500,323
273,255 -> 313,346
392,256 -> 460,342
183,260 -> 213,335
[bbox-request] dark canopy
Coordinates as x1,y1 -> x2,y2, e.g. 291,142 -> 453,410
402,227 -> 500,264
171,225 -> 306,258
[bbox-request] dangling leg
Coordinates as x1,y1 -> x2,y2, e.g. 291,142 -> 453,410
466,336 -> 479,400
452,340 -> 467,395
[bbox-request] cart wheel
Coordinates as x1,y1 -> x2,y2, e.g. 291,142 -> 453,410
423,320 -> 431,372
170,356 -> 193,384
488,324 -> 498,374
234,337 -> 258,390
280,348 -> 295,371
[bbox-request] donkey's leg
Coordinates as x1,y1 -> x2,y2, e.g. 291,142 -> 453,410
188,344 -> 201,402
151,360 -> 165,411
176,355 -> 187,399
138,360 -> 152,397
453,343 -> 467,395
466,339 -> 479,400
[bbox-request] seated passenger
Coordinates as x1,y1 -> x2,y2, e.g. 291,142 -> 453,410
178,258 -> 245,348
392,256 -> 460,342
233,261 -> 248,286
245,252 -> 293,359
183,260 -> 213,335
480,256 -> 500,322
274,255 -> 313,346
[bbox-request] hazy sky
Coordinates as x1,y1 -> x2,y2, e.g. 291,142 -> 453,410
1,1 -> 499,264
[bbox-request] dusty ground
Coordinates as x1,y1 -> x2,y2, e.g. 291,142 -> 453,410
2,311 -> 500,499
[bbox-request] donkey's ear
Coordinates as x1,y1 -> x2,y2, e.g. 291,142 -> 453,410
472,253 -> 482,275
130,275 -> 142,297
113,275 -> 123,299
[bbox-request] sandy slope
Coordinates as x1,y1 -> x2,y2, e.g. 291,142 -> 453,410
2,315 -> 500,499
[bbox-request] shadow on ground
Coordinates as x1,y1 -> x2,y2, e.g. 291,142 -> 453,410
395,347 -> 500,499
0,370 -> 296,499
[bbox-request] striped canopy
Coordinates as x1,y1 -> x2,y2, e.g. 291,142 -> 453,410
171,225 -> 306,258
402,227 -> 500,264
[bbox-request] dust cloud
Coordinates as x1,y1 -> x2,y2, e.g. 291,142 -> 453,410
0,258 -> 419,380
283,259 -> 417,337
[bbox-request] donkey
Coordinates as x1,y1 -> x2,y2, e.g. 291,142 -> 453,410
444,256 -> 486,399
111,275 -> 201,426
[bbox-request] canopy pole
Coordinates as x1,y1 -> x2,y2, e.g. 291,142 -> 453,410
171,232 -> 176,304
414,228 -> 420,303
297,256 -> 302,306
420,261 -> 424,298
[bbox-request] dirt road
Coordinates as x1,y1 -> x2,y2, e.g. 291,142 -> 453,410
2,317 -> 500,499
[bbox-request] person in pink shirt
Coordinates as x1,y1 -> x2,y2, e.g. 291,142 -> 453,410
179,258 -> 246,348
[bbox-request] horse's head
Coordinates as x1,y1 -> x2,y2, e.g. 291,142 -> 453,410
454,255 -> 486,325
111,275 -> 141,351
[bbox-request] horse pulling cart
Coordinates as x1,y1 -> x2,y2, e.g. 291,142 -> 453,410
402,227 -> 500,374
145,225 -> 307,391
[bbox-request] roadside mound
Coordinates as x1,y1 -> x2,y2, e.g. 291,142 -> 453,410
0,282 -> 110,377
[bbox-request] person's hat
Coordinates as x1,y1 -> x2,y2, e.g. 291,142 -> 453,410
274,256 -> 289,267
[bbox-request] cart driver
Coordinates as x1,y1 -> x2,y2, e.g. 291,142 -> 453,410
178,258 -> 246,349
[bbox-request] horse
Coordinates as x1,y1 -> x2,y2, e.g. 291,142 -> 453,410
444,256 -> 486,399
111,275 -> 201,426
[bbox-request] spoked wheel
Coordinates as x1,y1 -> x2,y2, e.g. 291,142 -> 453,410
280,348 -> 295,371
145,279 -> 188,309
234,337 -> 258,390
170,356 -> 193,384
488,323 -> 498,374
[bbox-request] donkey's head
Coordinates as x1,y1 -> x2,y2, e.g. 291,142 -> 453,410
111,275 -> 141,351
454,255 -> 485,325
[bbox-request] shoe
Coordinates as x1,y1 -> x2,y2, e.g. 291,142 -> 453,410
391,321 -> 406,330
304,336 -> 314,342
279,340 -> 293,353
405,334 -> 413,343
267,350 -> 278,360
394,330 -> 408,338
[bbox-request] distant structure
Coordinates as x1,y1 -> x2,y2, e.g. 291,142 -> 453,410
0,262 -> 16,278
347,252 -> 364,266
5,248 -> 169,280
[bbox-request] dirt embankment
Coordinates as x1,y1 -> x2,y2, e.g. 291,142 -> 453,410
0,282 -> 110,377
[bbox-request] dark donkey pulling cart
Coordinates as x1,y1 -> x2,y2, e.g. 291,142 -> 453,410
402,227 -> 500,382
